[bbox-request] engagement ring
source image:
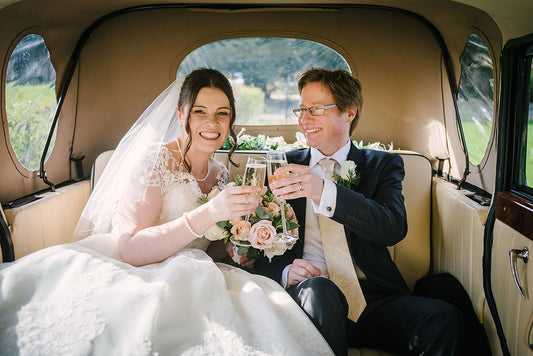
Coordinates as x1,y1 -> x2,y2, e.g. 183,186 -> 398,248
299,183 -> 303,191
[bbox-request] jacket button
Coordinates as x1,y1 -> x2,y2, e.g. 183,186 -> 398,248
326,206 -> 332,212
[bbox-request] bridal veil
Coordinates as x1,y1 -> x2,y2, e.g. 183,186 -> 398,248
72,80 -> 183,241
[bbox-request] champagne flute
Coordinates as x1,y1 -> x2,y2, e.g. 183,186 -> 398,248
230,155 -> 266,246
266,151 -> 298,243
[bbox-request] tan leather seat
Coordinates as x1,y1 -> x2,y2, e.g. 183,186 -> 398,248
3,180 -> 91,259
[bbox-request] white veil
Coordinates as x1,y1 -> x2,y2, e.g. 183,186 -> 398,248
72,80 -> 183,241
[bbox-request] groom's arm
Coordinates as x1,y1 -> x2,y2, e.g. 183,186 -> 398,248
333,153 -> 407,246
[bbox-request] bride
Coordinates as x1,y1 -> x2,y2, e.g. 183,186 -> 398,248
0,68 -> 333,355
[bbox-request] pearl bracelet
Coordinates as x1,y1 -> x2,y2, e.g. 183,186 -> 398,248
183,212 -> 203,238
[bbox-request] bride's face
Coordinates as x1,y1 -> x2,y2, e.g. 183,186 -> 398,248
181,87 -> 231,155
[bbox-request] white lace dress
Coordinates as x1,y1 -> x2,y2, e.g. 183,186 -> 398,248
0,151 -> 333,356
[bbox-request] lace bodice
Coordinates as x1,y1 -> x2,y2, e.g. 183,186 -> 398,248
153,146 -> 228,250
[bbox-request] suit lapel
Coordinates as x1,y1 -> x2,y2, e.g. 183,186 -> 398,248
343,143 -> 364,251
347,142 -> 363,165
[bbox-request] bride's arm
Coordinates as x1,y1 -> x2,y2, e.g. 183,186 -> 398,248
116,184 -> 261,267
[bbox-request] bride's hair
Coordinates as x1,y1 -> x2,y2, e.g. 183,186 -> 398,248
178,68 -> 238,172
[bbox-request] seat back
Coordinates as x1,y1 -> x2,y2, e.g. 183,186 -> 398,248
389,151 -> 432,289
91,150 -> 115,190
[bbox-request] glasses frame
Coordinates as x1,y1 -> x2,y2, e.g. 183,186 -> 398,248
292,104 -> 337,118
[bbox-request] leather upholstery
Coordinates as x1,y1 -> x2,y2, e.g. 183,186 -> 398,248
4,181 -> 91,259
431,178 -> 489,322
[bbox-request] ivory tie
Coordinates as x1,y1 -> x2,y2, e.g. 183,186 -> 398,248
318,158 -> 366,322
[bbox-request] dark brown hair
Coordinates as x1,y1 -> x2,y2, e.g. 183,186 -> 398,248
297,68 -> 363,135
178,68 -> 238,171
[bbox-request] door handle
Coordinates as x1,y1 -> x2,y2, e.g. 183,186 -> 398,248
510,247 -> 529,299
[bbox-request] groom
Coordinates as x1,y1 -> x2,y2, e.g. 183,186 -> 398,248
255,68 -> 463,355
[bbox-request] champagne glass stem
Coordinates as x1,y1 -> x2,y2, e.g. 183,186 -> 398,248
244,212 -> 251,234
280,199 -> 288,235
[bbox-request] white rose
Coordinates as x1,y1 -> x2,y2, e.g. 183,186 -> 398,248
340,160 -> 356,180
203,224 -> 229,241
264,241 -> 288,262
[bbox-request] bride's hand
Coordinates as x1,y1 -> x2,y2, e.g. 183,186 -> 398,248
207,183 -> 262,222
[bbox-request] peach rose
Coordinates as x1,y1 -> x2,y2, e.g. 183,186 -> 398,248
265,201 -> 281,216
229,216 -> 243,226
231,220 -> 251,236
249,220 -> 276,250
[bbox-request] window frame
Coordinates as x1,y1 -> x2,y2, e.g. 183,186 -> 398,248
456,32 -> 496,169
2,29 -> 58,176
493,33 -> 533,241
516,53 -> 533,195
508,43 -> 533,198
174,36 -> 353,126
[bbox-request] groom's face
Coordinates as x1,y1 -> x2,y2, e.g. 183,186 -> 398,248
298,82 -> 354,156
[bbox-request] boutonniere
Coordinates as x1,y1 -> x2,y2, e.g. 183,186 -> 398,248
334,160 -> 360,188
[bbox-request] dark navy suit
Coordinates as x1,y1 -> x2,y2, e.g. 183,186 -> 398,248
255,144 -> 463,356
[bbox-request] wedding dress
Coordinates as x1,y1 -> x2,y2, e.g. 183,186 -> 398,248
0,146 -> 333,355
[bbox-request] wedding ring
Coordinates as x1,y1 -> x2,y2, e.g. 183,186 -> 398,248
299,183 -> 303,191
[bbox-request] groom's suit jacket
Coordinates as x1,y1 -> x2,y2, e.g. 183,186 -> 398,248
256,143 -> 410,295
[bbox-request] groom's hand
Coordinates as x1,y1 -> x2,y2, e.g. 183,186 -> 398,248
269,164 -> 324,204
287,259 -> 321,287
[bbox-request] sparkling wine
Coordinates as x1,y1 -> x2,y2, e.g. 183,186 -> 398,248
267,159 -> 289,185
244,163 -> 266,188
265,151 -> 298,243
268,171 -> 290,184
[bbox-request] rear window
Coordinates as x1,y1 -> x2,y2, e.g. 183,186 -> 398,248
177,37 -> 350,125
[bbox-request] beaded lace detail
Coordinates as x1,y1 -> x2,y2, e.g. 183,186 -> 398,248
150,145 -> 228,191
153,145 -> 228,250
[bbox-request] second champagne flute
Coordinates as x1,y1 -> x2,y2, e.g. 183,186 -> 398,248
266,151 -> 298,243
230,154 -> 266,246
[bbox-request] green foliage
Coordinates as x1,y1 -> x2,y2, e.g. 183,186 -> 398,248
178,37 -> 349,98
235,85 -> 264,124
5,83 -> 57,170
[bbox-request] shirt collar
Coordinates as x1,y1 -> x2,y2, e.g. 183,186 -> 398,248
309,140 -> 352,169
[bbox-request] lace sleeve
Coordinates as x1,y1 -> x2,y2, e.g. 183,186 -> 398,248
150,145 -> 181,188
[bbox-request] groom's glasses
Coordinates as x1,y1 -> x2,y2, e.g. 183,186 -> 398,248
292,104 -> 336,118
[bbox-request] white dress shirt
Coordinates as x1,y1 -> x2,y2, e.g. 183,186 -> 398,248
281,140 -> 352,287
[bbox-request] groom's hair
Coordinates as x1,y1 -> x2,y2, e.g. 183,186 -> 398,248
298,68 -> 363,135
178,68 -> 239,169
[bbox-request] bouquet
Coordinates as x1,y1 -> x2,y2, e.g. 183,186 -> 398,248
199,176 -> 299,263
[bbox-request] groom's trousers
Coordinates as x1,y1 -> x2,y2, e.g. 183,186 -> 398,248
286,276 -> 464,356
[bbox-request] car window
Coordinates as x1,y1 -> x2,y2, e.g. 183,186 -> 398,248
524,58 -> 533,188
5,34 -> 57,171
177,37 -> 350,125
457,34 -> 494,166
